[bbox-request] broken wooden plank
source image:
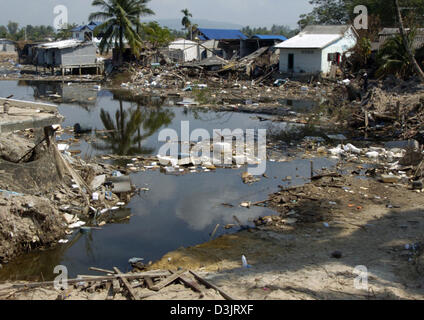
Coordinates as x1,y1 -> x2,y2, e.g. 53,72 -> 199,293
112,279 -> 121,295
11,271 -> 171,289
105,282 -> 114,300
150,270 -> 186,292
144,276 -> 154,289
113,267 -> 138,300
189,271 -> 234,300
169,270 -> 204,297
89,267 -> 115,274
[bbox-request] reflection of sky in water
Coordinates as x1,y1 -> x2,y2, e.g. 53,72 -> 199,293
0,81 -> 335,281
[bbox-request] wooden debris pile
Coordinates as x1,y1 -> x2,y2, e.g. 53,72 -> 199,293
0,267 -> 234,300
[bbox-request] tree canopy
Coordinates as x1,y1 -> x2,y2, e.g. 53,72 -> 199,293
298,0 -> 424,29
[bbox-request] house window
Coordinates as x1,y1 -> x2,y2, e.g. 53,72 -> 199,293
328,53 -> 341,65
76,33 -> 80,38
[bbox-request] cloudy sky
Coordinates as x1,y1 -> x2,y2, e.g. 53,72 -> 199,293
0,0 -> 312,28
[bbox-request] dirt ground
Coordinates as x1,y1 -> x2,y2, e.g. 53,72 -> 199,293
2,173 -> 424,300
147,174 -> 424,300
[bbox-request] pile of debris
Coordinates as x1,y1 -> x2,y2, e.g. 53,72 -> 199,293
344,77 -> 424,141
0,266 -> 234,300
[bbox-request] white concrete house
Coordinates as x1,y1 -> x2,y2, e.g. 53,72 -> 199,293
168,39 -> 202,62
275,25 -> 358,75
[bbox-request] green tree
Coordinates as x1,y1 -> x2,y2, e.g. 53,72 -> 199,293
55,23 -> 78,40
376,30 -> 416,78
298,0 -> 424,28
393,0 -> 424,81
7,21 -> 19,36
241,25 -> 298,38
0,26 -> 7,38
140,21 -> 174,47
181,8 -> 193,40
89,0 -> 155,64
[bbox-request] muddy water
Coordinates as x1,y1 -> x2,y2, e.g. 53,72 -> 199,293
0,81 -> 335,281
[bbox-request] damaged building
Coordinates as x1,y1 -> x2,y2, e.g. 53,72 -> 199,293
33,40 -> 103,75
0,39 -> 16,53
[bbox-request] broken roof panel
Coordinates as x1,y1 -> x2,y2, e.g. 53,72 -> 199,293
197,28 -> 247,40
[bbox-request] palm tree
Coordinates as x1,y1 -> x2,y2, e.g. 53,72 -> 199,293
89,0 -> 154,64
94,100 -> 175,156
394,0 -> 424,81
377,30 -> 416,78
181,8 -> 193,40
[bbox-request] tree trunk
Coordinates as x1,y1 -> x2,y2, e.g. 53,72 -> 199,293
394,0 -> 424,81
119,26 -> 124,66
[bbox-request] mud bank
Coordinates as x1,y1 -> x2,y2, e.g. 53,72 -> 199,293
0,196 -> 66,268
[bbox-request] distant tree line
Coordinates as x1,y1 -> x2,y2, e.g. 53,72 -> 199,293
298,0 -> 424,29
241,25 -> 299,38
0,21 -> 57,41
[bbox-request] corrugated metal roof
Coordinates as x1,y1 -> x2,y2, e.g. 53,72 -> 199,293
72,21 -> 101,32
38,39 -> 85,50
252,34 -> 287,41
275,25 -> 356,49
197,28 -> 247,40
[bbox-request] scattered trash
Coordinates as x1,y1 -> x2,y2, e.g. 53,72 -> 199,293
242,255 -> 251,268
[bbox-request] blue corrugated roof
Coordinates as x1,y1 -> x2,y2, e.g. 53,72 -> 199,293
198,28 -> 247,40
71,21 -> 101,32
252,34 -> 287,41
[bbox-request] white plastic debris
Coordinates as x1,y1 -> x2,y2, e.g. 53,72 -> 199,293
57,144 -> 70,152
366,151 -> 379,159
242,255 -> 251,268
344,143 -> 361,154
92,192 -> 99,201
329,145 -> 345,156
68,221 -> 86,229
213,142 -> 232,154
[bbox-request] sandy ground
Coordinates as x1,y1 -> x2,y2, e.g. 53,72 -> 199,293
2,173 -> 424,300
146,174 -> 424,300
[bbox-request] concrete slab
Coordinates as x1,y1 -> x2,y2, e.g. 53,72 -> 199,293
0,105 -> 63,133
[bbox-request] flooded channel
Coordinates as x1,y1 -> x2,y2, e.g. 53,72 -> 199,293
0,80 -> 335,281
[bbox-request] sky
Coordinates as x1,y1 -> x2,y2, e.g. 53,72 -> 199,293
0,0 -> 312,29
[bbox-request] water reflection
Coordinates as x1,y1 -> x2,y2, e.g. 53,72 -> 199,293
18,80 -> 99,109
0,80 -> 338,281
93,100 -> 174,156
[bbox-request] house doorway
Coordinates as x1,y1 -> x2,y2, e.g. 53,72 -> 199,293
84,32 -> 93,42
288,54 -> 294,71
